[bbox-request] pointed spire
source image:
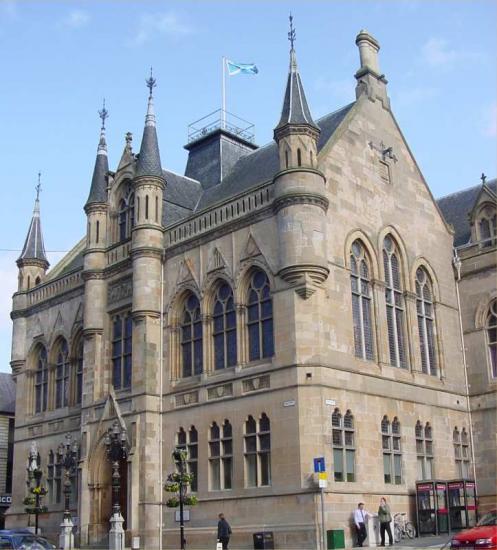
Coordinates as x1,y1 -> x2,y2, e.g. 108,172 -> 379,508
275,15 -> 319,135
17,173 -> 49,267
135,68 -> 163,178
85,100 -> 110,208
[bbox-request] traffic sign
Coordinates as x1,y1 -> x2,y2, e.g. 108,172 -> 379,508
313,457 -> 326,473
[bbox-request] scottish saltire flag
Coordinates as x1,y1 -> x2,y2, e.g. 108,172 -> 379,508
227,60 -> 259,76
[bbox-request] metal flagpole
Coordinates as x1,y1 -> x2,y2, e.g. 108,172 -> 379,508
222,56 -> 226,129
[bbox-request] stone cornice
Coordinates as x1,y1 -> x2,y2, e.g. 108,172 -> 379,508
83,328 -> 104,337
273,193 -> 329,213
131,309 -> 161,320
84,202 -> 108,215
133,174 -> 165,191
82,270 -> 105,281
130,247 -> 163,261
272,166 -> 326,184
274,123 -> 320,142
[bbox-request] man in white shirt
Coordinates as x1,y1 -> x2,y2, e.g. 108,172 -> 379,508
353,502 -> 371,547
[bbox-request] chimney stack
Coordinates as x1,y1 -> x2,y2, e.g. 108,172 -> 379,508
354,29 -> 389,108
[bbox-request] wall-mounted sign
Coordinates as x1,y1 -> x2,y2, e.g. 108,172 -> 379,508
175,510 -> 190,522
283,400 -> 296,407
325,399 -> 336,406
0,495 -> 12,505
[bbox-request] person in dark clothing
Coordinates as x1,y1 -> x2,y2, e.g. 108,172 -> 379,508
217,513 -> 232,550
378,497 -> 394,546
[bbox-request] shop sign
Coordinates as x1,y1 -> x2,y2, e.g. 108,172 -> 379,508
0,495 -> 12,505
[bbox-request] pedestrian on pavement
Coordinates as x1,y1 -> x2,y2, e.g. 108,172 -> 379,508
353,502 -> 371,547
378,497 -> 394,546
217,513 -> 232,550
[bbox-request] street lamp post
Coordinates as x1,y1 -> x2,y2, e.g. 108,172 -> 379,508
104,420 -> 128,550
58,434 -> 79,550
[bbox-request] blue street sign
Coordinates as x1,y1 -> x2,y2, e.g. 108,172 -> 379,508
313,457 -> 326,473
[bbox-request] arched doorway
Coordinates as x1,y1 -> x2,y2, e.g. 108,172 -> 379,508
88,439 -> 128,546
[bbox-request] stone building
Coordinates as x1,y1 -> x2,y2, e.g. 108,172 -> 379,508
438,178 -> 497,513
0,373 -> 15,529
8,28 -> 485,549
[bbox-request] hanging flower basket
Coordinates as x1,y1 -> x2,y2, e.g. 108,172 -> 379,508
165,497 -> 180,508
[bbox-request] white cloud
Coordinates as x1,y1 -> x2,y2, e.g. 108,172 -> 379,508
62,9 -> 90,28
483,101 -> 497,138
132,11 -> 193,45
421,37 -> 482,69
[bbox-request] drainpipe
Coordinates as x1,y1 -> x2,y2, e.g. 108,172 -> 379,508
159,254 -> 165,550
452,250 -> 478,487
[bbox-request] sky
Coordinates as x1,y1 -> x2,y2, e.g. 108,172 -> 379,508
0,0 -> 495,371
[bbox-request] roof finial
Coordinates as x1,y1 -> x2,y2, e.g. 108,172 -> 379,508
98,98 -> 109,130
481,172 -> 487,185
288,13 -> 296,51
146,67 -> 156,98
36,172 -> 42,201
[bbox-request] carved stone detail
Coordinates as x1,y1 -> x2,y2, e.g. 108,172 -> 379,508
207,383 -> 233,400
175,391 -> 199,407
107,276 -> 133,305
242,375 -> 270,393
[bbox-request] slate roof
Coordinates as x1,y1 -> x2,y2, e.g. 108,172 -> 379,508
136,96 -> 163,178
275,49 -> 319,133
437,179 -> 497,247
17,197 -> 49,266
85,130 -> 109,206
0,373 -> 15,414
196,102 -> 355,210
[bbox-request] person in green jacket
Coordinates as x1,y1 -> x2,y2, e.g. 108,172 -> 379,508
378,497 -> 394,546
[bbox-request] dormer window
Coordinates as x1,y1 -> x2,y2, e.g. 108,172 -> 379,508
118,186 -> 135,242
477,205 -> 497,248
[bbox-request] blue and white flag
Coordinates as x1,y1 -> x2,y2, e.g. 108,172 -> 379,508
226,60 -> 259,76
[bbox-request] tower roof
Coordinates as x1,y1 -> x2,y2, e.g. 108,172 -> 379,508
18,176 -> 49,267
275,48 -> 319,133
135,70 -> 163,178
85,101 -> 109,207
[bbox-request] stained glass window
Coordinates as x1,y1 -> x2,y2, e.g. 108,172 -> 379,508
247,270 -> 274,362
383,237 -> 407,368
213,283 -> 237,369
350,240 -> 374,361
181,294 -> 203,377
416,268 -> 437,376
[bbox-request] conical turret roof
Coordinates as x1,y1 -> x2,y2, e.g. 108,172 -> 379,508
136,73 -> 163,178
85,104 -> 109,207
18,186 -> 49,267
275,48 -> 319,133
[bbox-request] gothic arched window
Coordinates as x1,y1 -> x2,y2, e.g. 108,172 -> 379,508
244,414 -> 271,487
112,313 -> 133,390
332,408 -> 356,482
55,339 -> 70,409
34,345 -> 48,414
213,282 -> 237,370
74,338 -> 83,405
350,240 -> 374,361
383,236 -> 407,368
416,267 -> 438,376
416,421 -> 434,480
381,415 -> 402,484
181,294 -> 203,377
247,270 -> 274,362
118,187 -> 135,242
486,300 -> 497,379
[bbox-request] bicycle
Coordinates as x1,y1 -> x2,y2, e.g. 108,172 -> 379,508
394,512 -> 417,542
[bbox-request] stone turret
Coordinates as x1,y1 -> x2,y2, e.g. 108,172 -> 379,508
273,21 -> 329,299
354,29 -> 389,108
130,71 -> 165,548
82,104 -> 110,403
16,177 -> 50,291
